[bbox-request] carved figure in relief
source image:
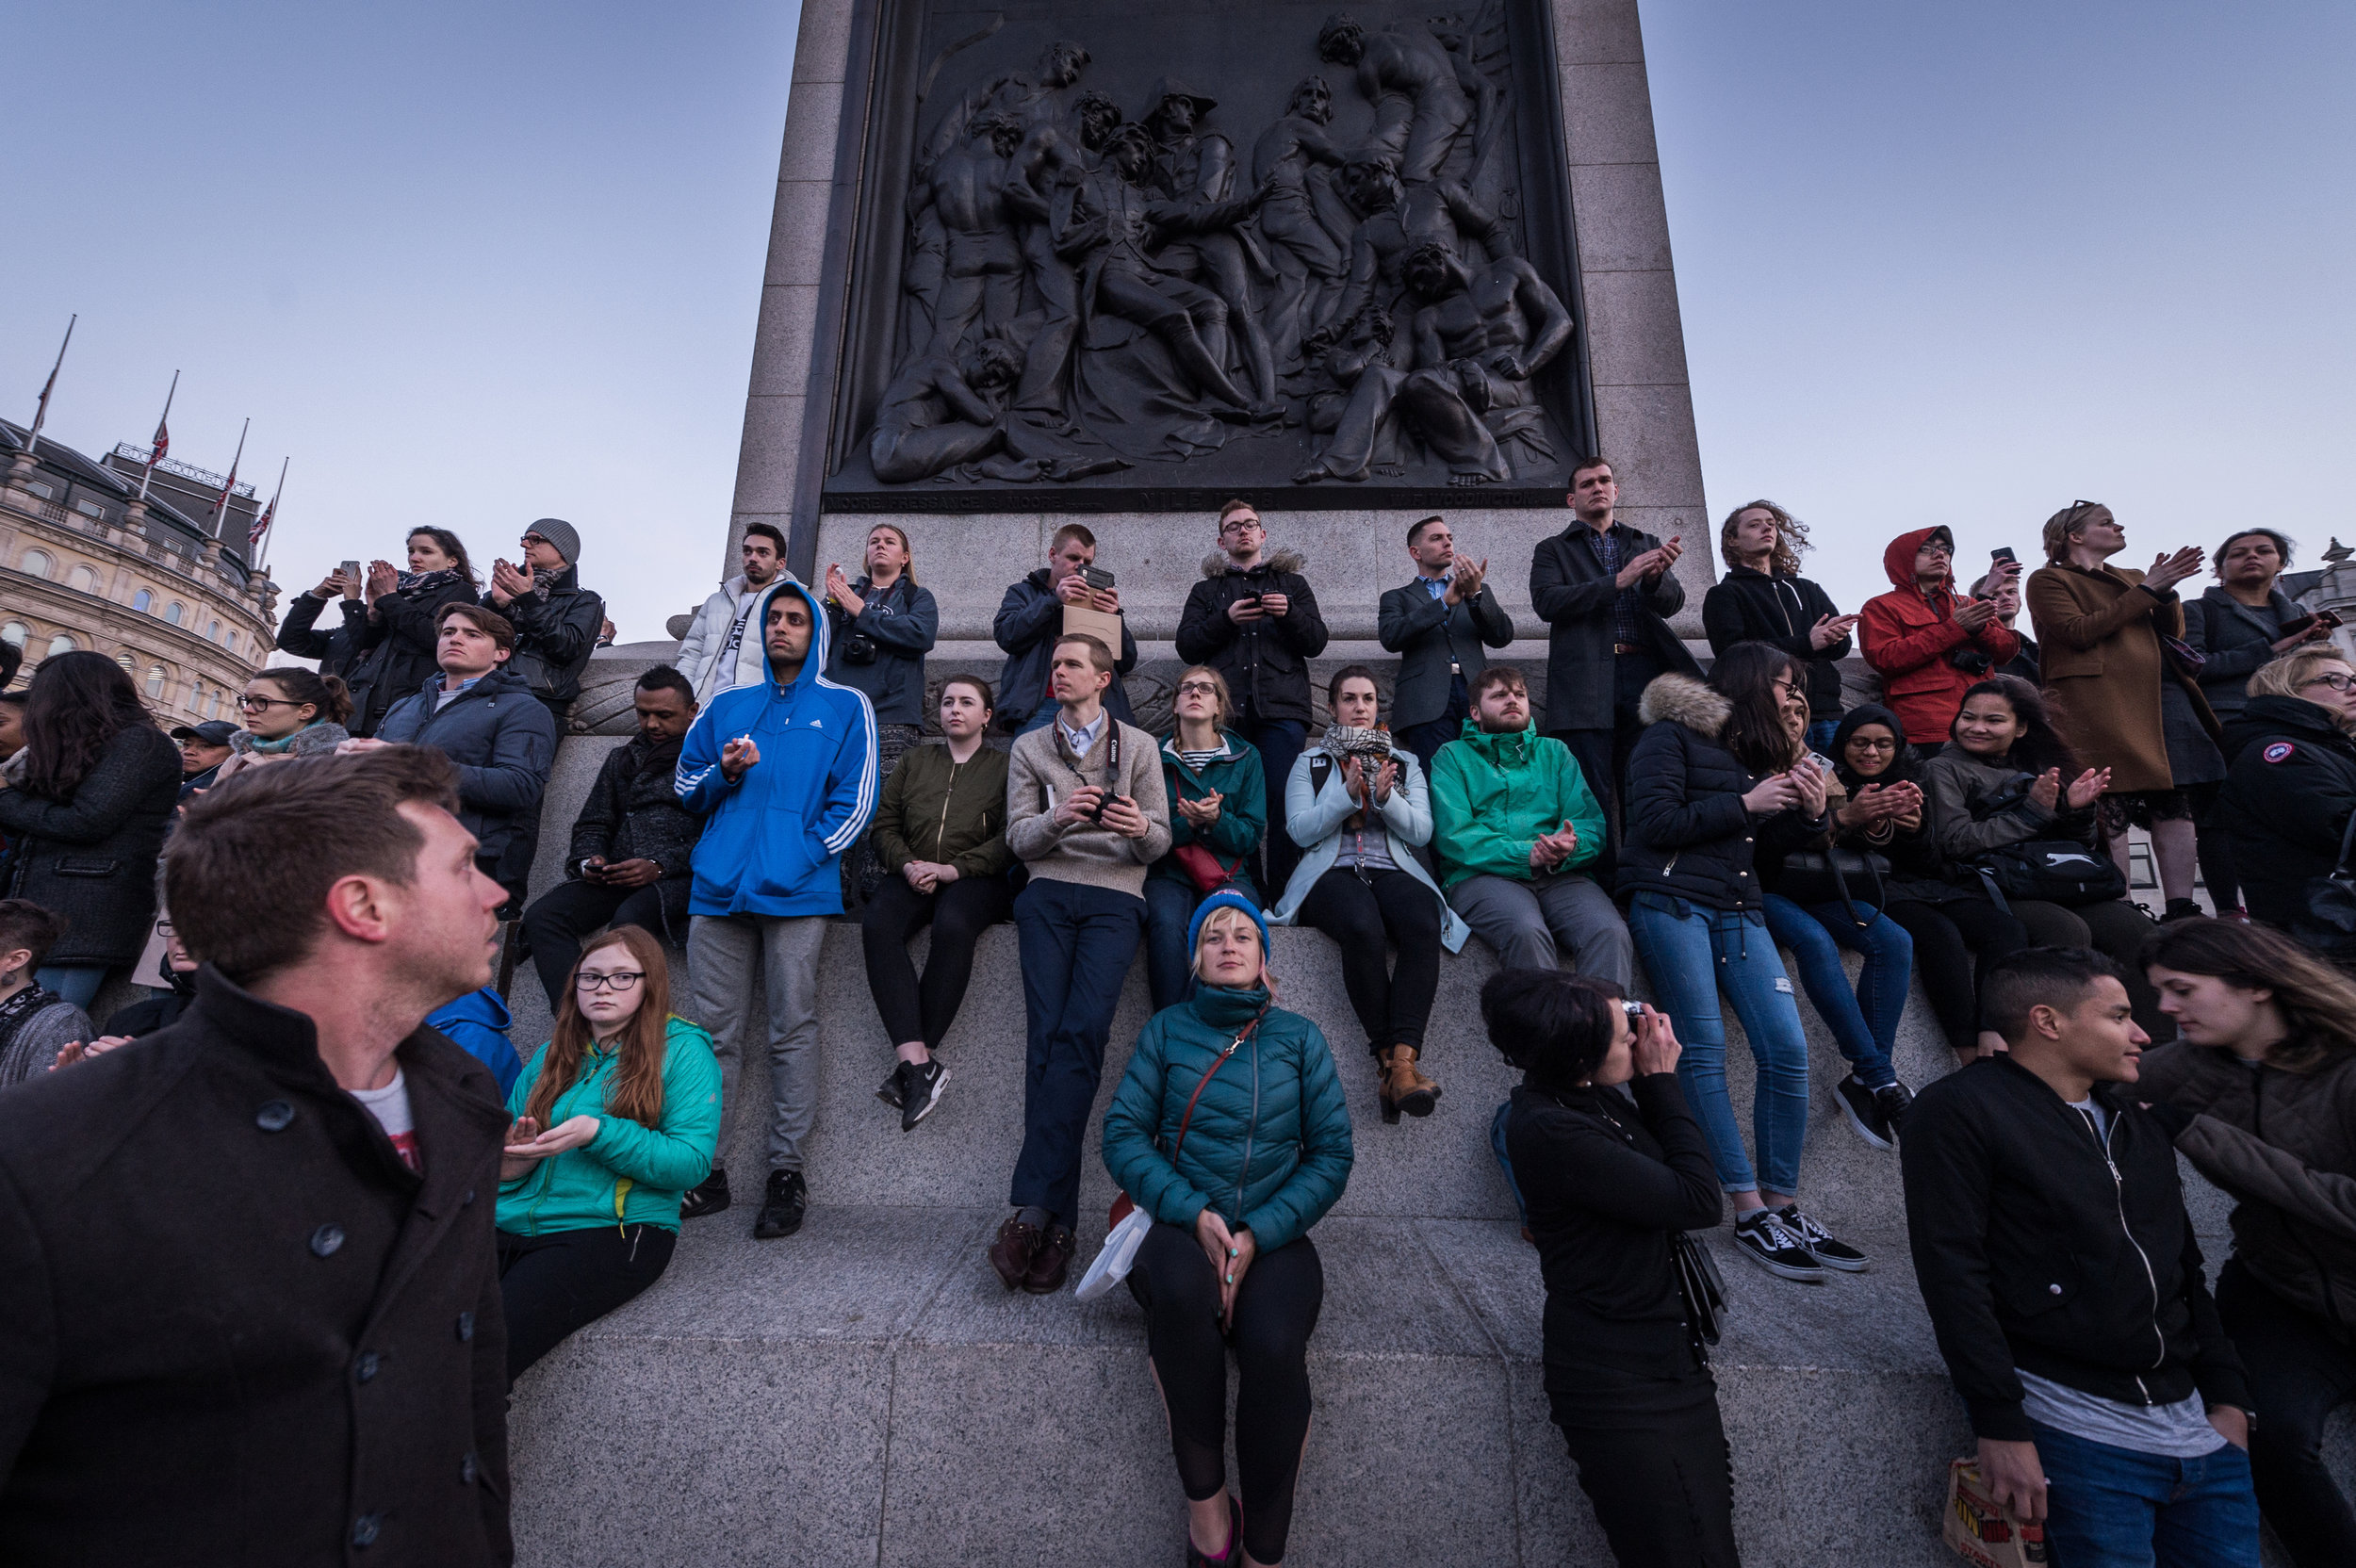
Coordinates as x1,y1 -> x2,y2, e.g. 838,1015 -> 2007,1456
1251,76 -> 1355,375
919,113 -> 1029,356
1316,12 -> 1494,184
869,336 -> 1131,483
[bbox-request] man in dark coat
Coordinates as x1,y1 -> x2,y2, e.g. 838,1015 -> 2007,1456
992,522 -> 1141,732
0,745 -> 515,1565
518,664 -> 703,1005
1528,457 -> 1698,870
1379,514 -> 1515,772
485,516 -> 604,726
359,604 -> 558,912
1174,499 -> 1331,890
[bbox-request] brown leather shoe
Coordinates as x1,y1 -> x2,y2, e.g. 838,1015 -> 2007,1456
988,1215 -> 1040,1291
1023,1224 -> 1075,1295
1383,1045 -> 1440,1119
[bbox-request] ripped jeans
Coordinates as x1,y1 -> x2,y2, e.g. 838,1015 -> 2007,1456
1627,893 -> 1811,1197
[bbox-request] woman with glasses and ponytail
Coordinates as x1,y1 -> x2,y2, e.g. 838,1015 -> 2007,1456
211,669 -> 355,785
495,926 -> 720,1384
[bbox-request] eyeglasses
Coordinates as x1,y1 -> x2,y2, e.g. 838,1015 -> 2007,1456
2302,673 -> 2356,694
237,694 -> 298,711
1177,681 -> 1221,697
1847,737 -> 1898,751
520,533 -> 548,548
576,971 -> 646,991
1219,518 -> 1264,535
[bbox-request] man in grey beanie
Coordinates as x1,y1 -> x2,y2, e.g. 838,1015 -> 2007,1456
489,517 -> 607,724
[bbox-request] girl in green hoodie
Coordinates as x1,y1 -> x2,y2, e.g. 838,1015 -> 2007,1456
496,926 -> 721,1384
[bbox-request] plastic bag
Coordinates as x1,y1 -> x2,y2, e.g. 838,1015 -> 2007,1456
1075,1203 -> 1154,1300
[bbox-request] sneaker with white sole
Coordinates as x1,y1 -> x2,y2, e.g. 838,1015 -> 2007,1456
875,1064 -> 908,1111
1776,1204 -> 1869,1272
899,1059 -> 950,1131
1733,1209 -> 1827,1282
1834,1073 -> 1899,1151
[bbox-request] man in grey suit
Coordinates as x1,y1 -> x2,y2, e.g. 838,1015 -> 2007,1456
1378,515 -> 1515,773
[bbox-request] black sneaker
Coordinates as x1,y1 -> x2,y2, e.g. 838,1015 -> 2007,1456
1733,1209 -> 1826,1282
679,1167 -> 730,1219
900,1060 -> 951,1132
2160,898 -> 2204,923
1776,1204 -> 1869,1272
1873,1081 -> 1915,1143
752,1168 -> 808,1240
1834,1073 -> 1900,1151
876,1063 -> 908,1111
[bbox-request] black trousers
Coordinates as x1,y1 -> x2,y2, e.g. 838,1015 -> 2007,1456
859,872 -> 1014,1051
520,877 -> 678,1009
496,1223 -> 677,1387
1130,1223 -> 1324,1566
1879,897 -> 2030,1055
2216,1260 -> 2356,1566
1553,653 -> 1660,886
1549,1371 -> 1740,1568
1297,867 -> 1443,1054
2007,898 -> 2168,1038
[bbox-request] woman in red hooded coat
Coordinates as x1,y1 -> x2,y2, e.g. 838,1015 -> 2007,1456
1858,526 -> 2023,748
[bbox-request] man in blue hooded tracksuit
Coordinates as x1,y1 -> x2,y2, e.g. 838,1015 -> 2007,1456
676,580 -> 877,1239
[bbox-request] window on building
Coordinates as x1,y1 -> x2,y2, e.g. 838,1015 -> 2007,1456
26,481 -> 54,500
68,564 -> 100,594
205,689 -> 221,720
133,589 -> 154,612
0,623 -> 25,648
165,601 -> 185,626
145,665 -> 167,698
45,633 -> 77,659
115,653 -> 135,675
19,548 -> 52,580
223,630 -> 237,653
74,499 -> 105,520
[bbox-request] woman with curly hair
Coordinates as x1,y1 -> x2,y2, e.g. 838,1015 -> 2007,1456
1702,499 -> 1858,751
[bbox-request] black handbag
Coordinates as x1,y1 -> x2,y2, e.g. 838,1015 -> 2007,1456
1775,847 -> 1890,927
1972,841 -> 2127,911
2293,811 -> 2356,957
1672,1230 -> 1727,1348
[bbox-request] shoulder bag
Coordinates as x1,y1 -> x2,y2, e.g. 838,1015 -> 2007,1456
1075,1004 -> 1272,1300
1167,752 -> 1245,895
1774,847 -> 1890,927
1960,774 -> 2128,911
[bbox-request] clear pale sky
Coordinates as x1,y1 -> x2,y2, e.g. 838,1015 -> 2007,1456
6,1 -> 2350,638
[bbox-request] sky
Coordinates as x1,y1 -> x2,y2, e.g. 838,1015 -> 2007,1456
5,1 -> 2351,637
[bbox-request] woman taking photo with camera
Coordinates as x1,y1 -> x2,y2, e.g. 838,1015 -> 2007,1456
2140,919 -> 2356,1566
497,926 -> 720,1383
1493,969 -> 1734,1567
1102,891 -> 1352,1568
1144,665 -> 1267,1012
1268,664 -> 1467,1120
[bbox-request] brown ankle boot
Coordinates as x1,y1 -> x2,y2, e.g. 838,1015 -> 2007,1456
1383,1045 -> 1440,1119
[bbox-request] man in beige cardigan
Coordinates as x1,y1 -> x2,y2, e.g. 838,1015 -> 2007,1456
990,633 -> 1172,1294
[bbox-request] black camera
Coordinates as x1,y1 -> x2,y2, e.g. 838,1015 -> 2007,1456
1948,646 -> 1991,676
1082,565 -> 1116,591
841,631 -> 878,665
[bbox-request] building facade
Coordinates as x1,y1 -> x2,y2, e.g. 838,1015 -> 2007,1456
1,419 -> 278,719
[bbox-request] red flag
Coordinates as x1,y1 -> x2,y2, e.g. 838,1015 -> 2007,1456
151,415 -> 169,465
248,495 -> 272,548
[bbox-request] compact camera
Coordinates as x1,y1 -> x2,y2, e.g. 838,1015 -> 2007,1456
1082,565 -> 1117,591
841,632 -> 878,665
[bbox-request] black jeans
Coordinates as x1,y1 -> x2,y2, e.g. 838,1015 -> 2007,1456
496,1223 -> 678,1386
1879,897 -> 2031,1056
1009,878 -> 1145,1224
1234,707 -> 1308,895
2216,1260 -> 2356,1566
1398,672 -> 1471,776
1130,1222 -> 1324,1567
1297,867 -> 1443,1054
1553,652 -> 1660,884
519,877 -> 681,1009
1549,1370 -> 1739,1568
859,872 -> 1014,1051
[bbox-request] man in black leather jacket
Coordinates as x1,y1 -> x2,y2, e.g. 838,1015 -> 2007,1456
486,516 -> 604,725
1902,947 -> 2256,1561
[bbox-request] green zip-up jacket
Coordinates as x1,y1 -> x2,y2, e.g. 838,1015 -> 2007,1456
1148,731 -> 1266,897
496,1015 -> 721,1236
1428,719 -> 1607,889
866,742 -> 1014,880
1102,984 -> 1353,1253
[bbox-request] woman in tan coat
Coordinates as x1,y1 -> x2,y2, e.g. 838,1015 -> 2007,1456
2025,500 -> 2223,918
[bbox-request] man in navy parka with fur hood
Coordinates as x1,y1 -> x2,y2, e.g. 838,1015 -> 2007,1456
675,579 -> 878,1237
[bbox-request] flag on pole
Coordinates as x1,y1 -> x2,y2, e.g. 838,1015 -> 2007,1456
136,370 -> 179,503
250,455 -> 286,549
24,315 -> 75,458
212,417 -> 249,539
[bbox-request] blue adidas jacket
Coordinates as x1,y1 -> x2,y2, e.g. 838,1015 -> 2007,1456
675,579 -> 879,917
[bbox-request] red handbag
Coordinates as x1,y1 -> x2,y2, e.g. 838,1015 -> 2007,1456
1108,1003 -> 1272,1230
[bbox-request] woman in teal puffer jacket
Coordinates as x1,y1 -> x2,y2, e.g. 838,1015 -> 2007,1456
1103,890 -> 1353,1568
497,927 -> 720,1385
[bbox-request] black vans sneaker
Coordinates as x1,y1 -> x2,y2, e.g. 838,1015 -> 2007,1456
752,1168 -> 808,1240
876,1063 -> 908,1111
679,1167 -> 730,1219
1833,1074 -> 1898,1151
1775,1204 -> 1869,1272
900,1060 -> 951,1132
1734,1209 -> 1826,1282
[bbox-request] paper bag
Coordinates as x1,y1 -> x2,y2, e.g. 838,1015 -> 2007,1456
1061,603 -> 1124,657
1942,1459 -> 2047,1566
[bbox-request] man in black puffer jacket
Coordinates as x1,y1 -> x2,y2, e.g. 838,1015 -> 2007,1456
485,517 -> 604,726
1903,947 -> 2256,1561
2217,660 -> 2356,956
517,665 -> 704,1005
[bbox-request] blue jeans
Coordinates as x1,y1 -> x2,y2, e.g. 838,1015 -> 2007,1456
1009,878 -> 1146,1225
1627,896 -> 1811,1196
2031,1420 -> 2261,1568
1489,1101 -> 1530,1228
1806,718 -> 1841,755
1143,877 -> 1205,1014
36,965 -> 105,1010
1761,893 -> 1909,1090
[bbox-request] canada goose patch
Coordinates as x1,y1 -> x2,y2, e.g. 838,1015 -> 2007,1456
2264,742 -> 2295,763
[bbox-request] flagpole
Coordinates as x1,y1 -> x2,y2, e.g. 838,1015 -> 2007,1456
21,314 -> 75,461
137,368 -> 179,503
254,456 -> 288,568
212,416 -> 249,539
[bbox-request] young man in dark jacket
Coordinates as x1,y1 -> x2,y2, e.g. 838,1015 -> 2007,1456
516,664 -> 703,1006
353,604 -> 558,912
1528,457 -> 1698,872
1174,499 -> 1330,890
485,517 -> 604,725
1701,500 -> 1856,749
1378,514 -> 1515,772
1902,947 -> 2257,1563
0,746 -> 515,1566
992,522 -> 1141,733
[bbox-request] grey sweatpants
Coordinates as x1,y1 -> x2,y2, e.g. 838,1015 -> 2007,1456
687,912 -> 829,1173
1447,870 -> 1634,988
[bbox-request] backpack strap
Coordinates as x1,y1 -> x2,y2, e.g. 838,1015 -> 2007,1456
1308,754 -> 1333,795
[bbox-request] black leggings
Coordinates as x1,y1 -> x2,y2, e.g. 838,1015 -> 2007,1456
1130,1223 -> 1324,1565
1549,1374 -> 1739,1567
2216,1260 -> 2356,1566
1879,897 -> 2031,1056
859,873 -> 1013,1051
1296,867 -> 1443,1054
496,1223 -> 677,1387
2192,786 -> 2241,911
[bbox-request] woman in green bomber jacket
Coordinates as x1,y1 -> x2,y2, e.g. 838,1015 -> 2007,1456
1145,664 -> 1268,1013
1102,891 -> 1352,1568
497,926 -> 720,1385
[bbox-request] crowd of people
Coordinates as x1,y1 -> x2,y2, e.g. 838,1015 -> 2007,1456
0,472 -> 2350,1568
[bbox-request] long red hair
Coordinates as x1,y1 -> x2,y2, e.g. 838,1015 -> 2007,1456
527,925 -> 672,1129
